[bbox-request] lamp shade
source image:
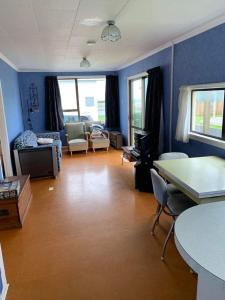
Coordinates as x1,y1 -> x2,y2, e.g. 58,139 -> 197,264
80,57 -> 91,68
101,20 -> 121,42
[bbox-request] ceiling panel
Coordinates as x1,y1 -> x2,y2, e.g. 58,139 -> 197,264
33,9 -> 75,37
76,0 -> 129,23
0,0 -> 39,38
0,0 -> 225,71
32,0 -> 79,10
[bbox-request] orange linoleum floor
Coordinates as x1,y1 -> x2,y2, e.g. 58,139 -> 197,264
0,149 -> 196,300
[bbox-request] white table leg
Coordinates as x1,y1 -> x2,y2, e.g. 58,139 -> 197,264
197,270 -> 225,300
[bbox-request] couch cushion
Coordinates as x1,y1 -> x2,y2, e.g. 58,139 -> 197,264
14,130 -> 38,149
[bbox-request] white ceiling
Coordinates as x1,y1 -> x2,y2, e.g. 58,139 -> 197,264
0,0 -> 225,71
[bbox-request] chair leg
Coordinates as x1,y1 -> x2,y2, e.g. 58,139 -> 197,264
106,147 -> 109,152
161,221 -> 175,261
86,150 -> 88,155
70,151 -> 72,156
151,206 -> 163,235
93,148 -> 95,152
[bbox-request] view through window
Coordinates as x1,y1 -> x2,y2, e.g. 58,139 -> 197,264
58,77 -> 106,124
191,89 -> 225,139
129,77 -> 148,145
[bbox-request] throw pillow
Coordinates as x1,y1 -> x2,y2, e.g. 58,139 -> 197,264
37,138 -> 54,145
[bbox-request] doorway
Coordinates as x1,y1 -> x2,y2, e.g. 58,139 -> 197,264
129,76 -> 148,145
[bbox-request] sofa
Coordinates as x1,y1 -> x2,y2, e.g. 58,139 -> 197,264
14,130 -> 62,178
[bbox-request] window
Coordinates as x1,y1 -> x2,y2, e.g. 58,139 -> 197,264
58,79 -> 79,123
58,77 -> 106,123
85,97 -> 94,107
129,76 -> 148,145
191,89 -> 225,139
78,78 -> 106,123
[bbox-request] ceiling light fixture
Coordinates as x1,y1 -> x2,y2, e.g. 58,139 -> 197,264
101,20 -> 121,42
80,57 -> 91,68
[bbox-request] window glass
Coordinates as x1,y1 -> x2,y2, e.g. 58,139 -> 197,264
131,79 -> 143,128
78,78 -> 106,123
63,111 -> 79,123
85,97 -> 94,107
129,76 -> 147,145
58,80 -> 77,110
58,77 -> 106,124
191,89 -> 224,138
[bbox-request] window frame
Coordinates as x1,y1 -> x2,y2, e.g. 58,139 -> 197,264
190,87 -> 225,141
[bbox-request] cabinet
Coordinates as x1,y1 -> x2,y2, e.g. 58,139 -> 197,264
0,175 -> 32,230
109,131 -> 123,149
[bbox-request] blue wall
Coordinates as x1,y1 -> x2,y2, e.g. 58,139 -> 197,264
172,23 -> 225,157
0,59 -> 23,144
19,71 -> 116,144
15,22 -> 225,157
118,22 -> 225,158
118,47 -> 172,150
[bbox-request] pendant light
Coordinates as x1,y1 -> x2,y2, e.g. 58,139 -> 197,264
80,57 -> 91,68
101,20 -> 121,42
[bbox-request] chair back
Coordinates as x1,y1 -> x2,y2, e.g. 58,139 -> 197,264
150,169 -> 168,207
159,152 -> 189,160
65,123 -> 85,140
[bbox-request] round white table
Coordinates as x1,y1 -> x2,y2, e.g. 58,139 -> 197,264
175,202 -> 225,300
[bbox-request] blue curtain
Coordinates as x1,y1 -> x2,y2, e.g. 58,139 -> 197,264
105,75 -> 120,129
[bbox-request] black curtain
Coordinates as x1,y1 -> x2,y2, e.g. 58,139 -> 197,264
45,76 -> 64,131
105,75 -> 120,129
144,66 -> 163,161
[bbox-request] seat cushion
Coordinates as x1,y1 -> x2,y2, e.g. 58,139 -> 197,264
167,194 -> 197,215
69,139 -> 88,146
90,138 -> 110,148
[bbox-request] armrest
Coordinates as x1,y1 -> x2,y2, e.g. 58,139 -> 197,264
14,146 -> 58,178
16,145 -> 55,152
102,130 -> 109,139
37,132 -> 60,140
85,132 -> 90,140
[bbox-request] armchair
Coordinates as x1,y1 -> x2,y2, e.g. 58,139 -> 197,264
89,128 -> 110,152
65,123 -> 89,155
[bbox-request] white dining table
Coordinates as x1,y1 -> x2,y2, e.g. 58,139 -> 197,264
153,156 -> 225,204
175,201 -> 225,300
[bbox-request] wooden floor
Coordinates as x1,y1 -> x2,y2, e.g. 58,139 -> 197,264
0,149 -> 196,300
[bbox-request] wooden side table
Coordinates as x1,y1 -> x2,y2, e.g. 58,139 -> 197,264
0,175 -> 32,230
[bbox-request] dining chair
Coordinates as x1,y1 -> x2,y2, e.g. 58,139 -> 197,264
150,168 -> 196,260
159,152 -> 189,160
159,152 -> 189,195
